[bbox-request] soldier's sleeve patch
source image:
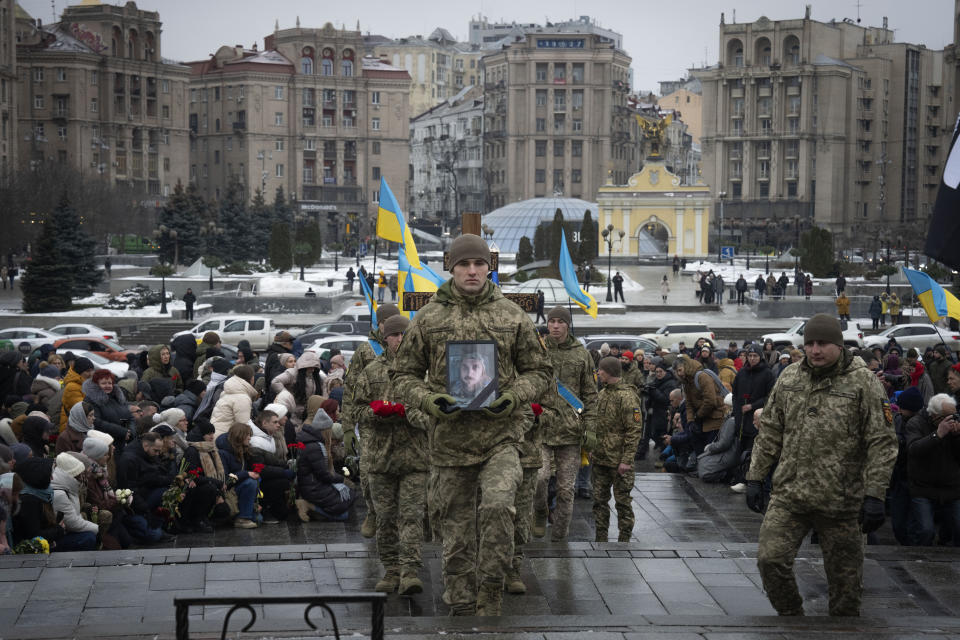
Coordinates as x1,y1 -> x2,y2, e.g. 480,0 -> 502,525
882,400 -> 893,424
633,408 -> 642,423
537,333 -> 548,352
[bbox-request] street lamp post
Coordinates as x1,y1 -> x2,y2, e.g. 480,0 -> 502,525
717,191 -> 726,263
601,224 -> 624,303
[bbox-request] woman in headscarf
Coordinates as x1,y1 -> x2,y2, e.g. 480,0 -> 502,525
140,345 -> 183,395
22,415 -> 54,458
270,352 -> 324,428
55,402 -> 94,455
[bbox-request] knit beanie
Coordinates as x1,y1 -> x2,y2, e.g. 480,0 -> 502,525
897,386 -> 923,413
377,303 -> 400,325
73,357 -> 95,375
546,306 -> 572,325
9,402 -> 28,419
598,356 -> 622,378
382,314 -> 409,336
186,379 -> 206,396
447,234 -> 490,272
40,365 -> 60,379
621,350 -> 634,361
81,437 -> 110,460
150,423 -> 176,437
264,403 -> 288,419
10,443 -> 31,464
86,429 -> 114,445
55,451 -> 85,478
803,313 -> 844,347
158,407 -> 186,428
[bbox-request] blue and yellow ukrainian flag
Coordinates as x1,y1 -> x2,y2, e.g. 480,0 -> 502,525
358,268 -> 378,326
558,228 -> 598,319
902,267 -> 960,322
398,245 -> 446,318
376,177 -> 420,269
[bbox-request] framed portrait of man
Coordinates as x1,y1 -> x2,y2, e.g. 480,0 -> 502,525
446,341 -> 498,410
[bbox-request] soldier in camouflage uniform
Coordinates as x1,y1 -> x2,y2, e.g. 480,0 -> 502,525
341,303 -> 401,538
508,402 -> 542,595
391,234 -> 552,616
534,306 -> 598,541
746,314 -> 898,616
591,356 -> 643,542
352,314 -> 429,596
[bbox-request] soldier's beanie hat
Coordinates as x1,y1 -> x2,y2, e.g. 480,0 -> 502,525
447,234 -> 490,272
803,313 -> 844,348
747,344 -> 764,356
598,356 -> 622,378
897,386 -> 923,413
546,306 -> 572,325
377,304 -> 400,324
382,314 -> 409,337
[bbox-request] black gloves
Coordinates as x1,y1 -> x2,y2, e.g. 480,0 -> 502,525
859,496 -> 885,534
422,393 -> 461,420
481,391 -> 518,418
745,480 -> 766,514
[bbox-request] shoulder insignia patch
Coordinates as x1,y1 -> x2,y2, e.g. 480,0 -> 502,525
882,400 -> 893,425
633,408 -> 642,423
537,333 -> 548,352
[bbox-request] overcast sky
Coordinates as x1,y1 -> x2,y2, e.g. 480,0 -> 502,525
22,0 -> 955,92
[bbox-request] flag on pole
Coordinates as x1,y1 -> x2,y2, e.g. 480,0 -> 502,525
358,268 -> 378,326
925,114 -> 960,271
397,245 -> 447,318
902,267 -> 960,322
558,228 -> 598,318
376,178 -> 421,269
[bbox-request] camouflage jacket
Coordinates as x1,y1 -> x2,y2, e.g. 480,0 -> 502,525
352,350 -> 429,474
591,380 -> 643,468
340,329 -> 384,426
517,404 -> 543,469
542,334 -> 598,447
746,350 -> 898,517
390,279 -> 552,467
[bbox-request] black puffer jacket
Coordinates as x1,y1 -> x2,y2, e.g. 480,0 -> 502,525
905,410 -> 960,502
171,335 -> 198,383
646,371 -> 679,436
297,423 -> 353,515
12,457 -> 64,545
82,378 -> 133,449
116,443 -> 176,514
731,358 -> 776,439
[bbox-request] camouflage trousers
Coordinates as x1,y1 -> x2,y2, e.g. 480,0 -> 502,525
591,464 -> 634,542
427,467 -> 442,543
512,467 -> 539,570
357,432 -> 377,520
435,446 -> 521,607
367,470 -> 427,569
535,444 -> 580,540
757,503 -> 863,616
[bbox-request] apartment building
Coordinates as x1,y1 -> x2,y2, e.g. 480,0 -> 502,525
187,22 -> 411,239
481,30 -> 635,209
0,0 -> 17,177
15,1 -> 191,196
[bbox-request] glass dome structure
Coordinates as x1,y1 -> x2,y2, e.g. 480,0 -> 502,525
481,197 -> 598,254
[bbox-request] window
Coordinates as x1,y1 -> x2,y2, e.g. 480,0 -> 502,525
90,97 -> 98,113
214,87 -> 220,101
214,150 -> 220,164
571,63 -> 584,84
572,90 -> 583,110
535,169 -> 545,182
272,139 -> 283,151
33,95 -> 44,109
372,141 -> 380,154
553,169 -> 564,186
553,65 -> 566,83
572,119 -> 582,132
275,163 -> 284,177
301,57 -> 313,75
341,60 -> 354,77
536,63 -> 548,82
275,112 -> 283,125
536,118 -> 545,132
571,140 -> 582,157
572,169 -> 581,183
90,71 -> 98,85
536,140 -> 546,156
759,181 -> 769,197
787,181 -> 798,197
371,117 -> 381,131
536,90 -> 547,106
321,59 -> 333,76
190,164 -> 197,180
372,166 -> 381,180
275,86 -> 284,100
343,90 -> 355,105
33,68 -> 43,81
553,114 -> 565,131
161,79 -> 169,93
371,91 -> 380,105
554,140 -> 564,156
57,126 -> 67,140
162,104 -> 169,118
554,91 -> 566,110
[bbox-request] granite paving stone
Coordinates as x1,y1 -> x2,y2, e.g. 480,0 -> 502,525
149,562 -> 205,590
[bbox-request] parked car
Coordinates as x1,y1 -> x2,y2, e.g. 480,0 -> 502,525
640,323 -> 716,350
296,320 -> 369,344
0,327 -> 61,350
52,337 -> 133,362
55,349 -> 129,378
761,319 -> 865,350
336,302 -> 372,323
47,323 -> 118,342
579,335 -> 659,355
863,324 -> 960,354
303,335 -> 369,364
172,316 -> 274,349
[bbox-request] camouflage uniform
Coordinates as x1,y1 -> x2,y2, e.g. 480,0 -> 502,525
341,329 -> 385,521
391,279 -> 552,612
537,333 -> 598,540
590,380 -> 643,542
747,350 -> 898,616
512,405 -> 541,581
352,350 -> 429,571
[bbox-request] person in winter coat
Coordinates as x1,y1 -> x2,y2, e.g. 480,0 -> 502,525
210,365 -> 258,437
50,453 -> 98,550
778,272 -> 790,296
181,422 -> 225,533
157,407 -> 190,461
11,457 -> 65,549
731,345 -> 777,453
296,412 -> 354,518
193,332 -> 222,378
55,401 -> 94,455
20,415 -> 52,458
735,275 -> 748,305
698,395 -> 740,483
675,355 -> 724,451
754,275 -> 767,300
760,339 -> 780,368
82,371 -> 133,450
59,357 -> 94,431
248,410 -> 293,522
766,274 -> 778,300
903,358 -> 936,407
263,331 -> 296,394
80,431 -> 132,550
803,275 -> 813,299
905,393 -> 960,546
270,351 -> 324,428
835,293 -> 851,321
659,275 -> 670,304
715,351 -> 737,392
645,360 -> 679,449
215,422 -> 261,529
172,379 -> 206,422
171,334 -> 198,384
869,295 -> 883,330
140,345 -> 183,394
31,365 -> 62,420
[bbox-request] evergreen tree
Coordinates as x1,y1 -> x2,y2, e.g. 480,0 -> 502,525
533,225 -> 548,261
248,189 -> 271,262
269,222 -> 293,272
157,181 -> 205,265
46,192 -> 102,297
219,179 -> 250,259
549,208 -> 565,264
21,213 -> 73,313
517,236 -> 534,268
799,227 -> 834,277
273,186 -> 294,227
578,210 -> 598,265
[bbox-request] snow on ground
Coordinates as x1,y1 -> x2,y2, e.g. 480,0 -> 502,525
0,299 -> 213,318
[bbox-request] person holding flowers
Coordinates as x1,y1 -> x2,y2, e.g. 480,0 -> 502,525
12,457 -> 65,550
50,453 -> 98,551
216,422 -> 262,529
249,410 -> 294,523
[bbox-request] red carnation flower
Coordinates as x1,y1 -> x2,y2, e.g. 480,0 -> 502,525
251,463 -> 265,474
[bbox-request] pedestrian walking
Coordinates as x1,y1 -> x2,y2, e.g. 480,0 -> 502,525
869,295 -> 882,330
794,270 -> 804,297
660,275 -> 670,304
835,292 -> 851,321
377,270 -> 387,303
880,291 -> 890,327
182,288 -> 196,321
778,272 -> 790,297
534,290 -> 546,324
346,267 -> 356,291
672,255 -> 680,277
803,275 -> 813,300
745,313 -> 897,616
735,275 -> 748,305
104,258 -> 112,279
755,275 -> 766,300
388,273 -> 398,302
1,265 -> 7,290
889,292 -> 901,325
835,274 -> 847,297
713,273 -> 725,306
612,272 -> 625,303
583,264 -> 591,292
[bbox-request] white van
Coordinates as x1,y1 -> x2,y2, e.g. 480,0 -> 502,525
172,315 -> 274,349
336,302 -> 372,323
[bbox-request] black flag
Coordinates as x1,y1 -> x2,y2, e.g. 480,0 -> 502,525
926,113 -> 960,271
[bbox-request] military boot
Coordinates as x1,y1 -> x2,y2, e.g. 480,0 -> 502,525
475,580 -> 504,616
618,531 -> 631,543
532,509 -> 548,538
360,512 -> 377,538
505,564 -> 526,595
374,567 -> 400,593
448,603 -> 475,616
398,567 -> 423,596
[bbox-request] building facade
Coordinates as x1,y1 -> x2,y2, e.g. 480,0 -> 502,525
187,22 -> 411,240
408,86 -> 484,228
469,15 -> 622,51
695,10 -> 951,250
0,0 -> 17,177
657,78 -> 703,144
481,31 -> 636,210
15,1 -> 191,197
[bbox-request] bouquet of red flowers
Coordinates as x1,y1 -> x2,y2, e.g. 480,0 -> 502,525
251,463 -> 265,474
370,400 -> 406,418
